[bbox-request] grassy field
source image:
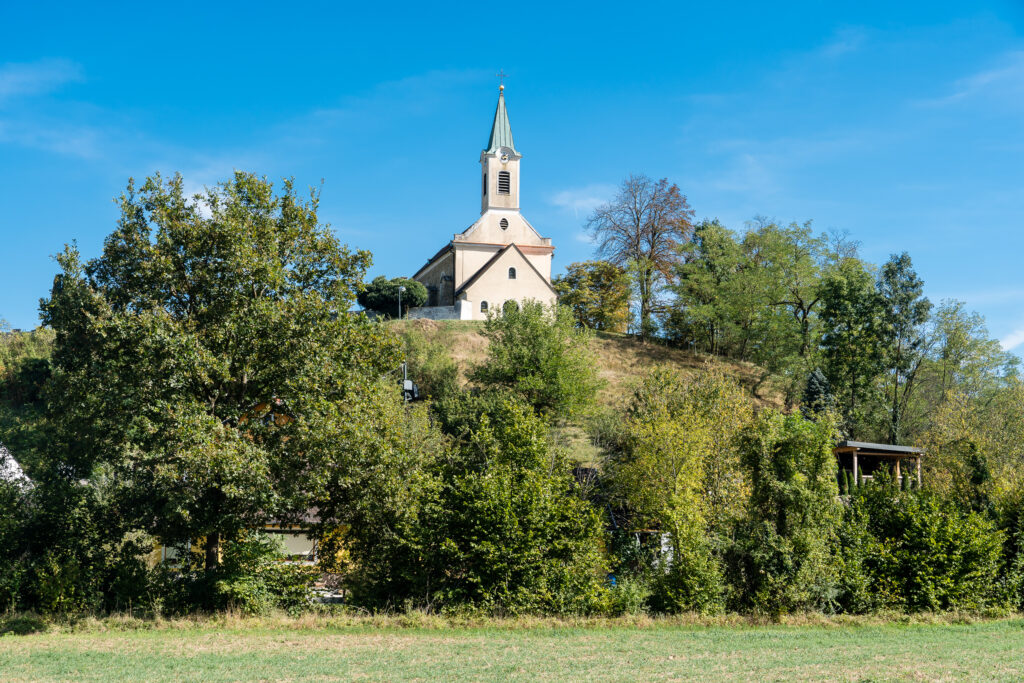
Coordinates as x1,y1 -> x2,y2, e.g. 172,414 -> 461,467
2,615 -> 1023,681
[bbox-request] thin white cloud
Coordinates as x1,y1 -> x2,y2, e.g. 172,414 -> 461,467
549,184 -> 616,219
819,27 -> 867,58
1001,326 -> 1024,351
921,50 -> 1024,107
0,118 -> 101,158
0,59 -> 83,102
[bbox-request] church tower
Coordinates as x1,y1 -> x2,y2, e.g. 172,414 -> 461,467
480,84 -> 521,214
410,84 -> 556,321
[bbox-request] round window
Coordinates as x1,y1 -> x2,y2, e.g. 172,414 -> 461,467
499,218 -> 509,230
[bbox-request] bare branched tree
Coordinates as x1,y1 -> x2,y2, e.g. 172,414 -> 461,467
585,174 -> 694,338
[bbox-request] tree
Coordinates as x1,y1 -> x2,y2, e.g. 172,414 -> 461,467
469,301 -> 601,420
553,260 -> 631,332
819,258 -> 886,438
670,220 -> 743,355
606,367 -> 753,612
40,172 -> 402,577
876,252 -> 932,444
730,410 -> 842,613
357,276 -> 427,318
801,368 -> 834,418
338,394 -> 609,613
586,175 -> 695,338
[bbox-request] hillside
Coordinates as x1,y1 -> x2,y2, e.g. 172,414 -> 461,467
391,318 -> 785,411
391,319 -> 785,467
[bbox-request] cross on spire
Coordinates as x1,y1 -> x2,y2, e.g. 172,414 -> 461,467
496,69 -> 508,91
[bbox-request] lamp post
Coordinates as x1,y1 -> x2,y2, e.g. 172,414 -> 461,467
398,285 -> 406,320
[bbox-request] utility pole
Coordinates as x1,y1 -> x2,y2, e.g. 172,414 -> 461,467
398,285 -> 406,320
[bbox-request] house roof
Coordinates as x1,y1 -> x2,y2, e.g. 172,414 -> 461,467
455,243 -> 556,297
485,88 -> 516,154
836,440 -> 924,455
412,244 -> 453,280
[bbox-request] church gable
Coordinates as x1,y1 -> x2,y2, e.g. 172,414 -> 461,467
457,244 -> 555,317
457,211 -> 549,247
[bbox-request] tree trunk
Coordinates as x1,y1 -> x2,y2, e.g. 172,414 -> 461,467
205,531 -> 221,570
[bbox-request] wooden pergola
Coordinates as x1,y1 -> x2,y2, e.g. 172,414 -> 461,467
834,440 -> 923,487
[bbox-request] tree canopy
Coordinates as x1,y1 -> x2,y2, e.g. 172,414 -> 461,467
40,172 -> 402,571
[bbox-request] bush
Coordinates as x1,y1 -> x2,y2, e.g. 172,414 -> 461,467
153,532 -> 316,616
607,575 -> 652,616
346,396 -> 610,615
727,411 -> 842,614
357,276 -> 428,318
469,301 -> 601,421
848,483 -> 1006,611
213,533 -> 317,615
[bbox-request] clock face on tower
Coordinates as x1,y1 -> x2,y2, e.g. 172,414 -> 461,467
499,146 -> 514,163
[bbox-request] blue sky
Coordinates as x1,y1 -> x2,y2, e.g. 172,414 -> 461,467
2,1 -> 1023,353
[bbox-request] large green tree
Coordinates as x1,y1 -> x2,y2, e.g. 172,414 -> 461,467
819,258 -> 886,438
876,252 -> 932,444
40,172 -> 401,573
553,260 -> 631,332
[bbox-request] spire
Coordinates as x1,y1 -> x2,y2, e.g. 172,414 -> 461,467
485,86 -> 516,154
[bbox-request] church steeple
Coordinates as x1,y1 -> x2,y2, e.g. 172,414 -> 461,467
480,85 -> 522,214
485,85 -> 516,154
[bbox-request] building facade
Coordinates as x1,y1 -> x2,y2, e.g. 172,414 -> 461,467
410,86 -> 557,321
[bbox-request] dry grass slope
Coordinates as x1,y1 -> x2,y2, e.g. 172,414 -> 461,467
391,319 -> 785,411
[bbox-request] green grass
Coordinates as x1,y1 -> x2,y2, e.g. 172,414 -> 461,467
2,616 -> 1023,681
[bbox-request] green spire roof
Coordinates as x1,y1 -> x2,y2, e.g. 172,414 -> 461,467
485,87 -> 516,153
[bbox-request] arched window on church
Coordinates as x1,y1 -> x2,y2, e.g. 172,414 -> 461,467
482,173 -> 487,196
499,218 -> 509,230
508,267 -> 517,280
498,171 -> 511,194
480,301 -> 488,313
503,300 -> 519,315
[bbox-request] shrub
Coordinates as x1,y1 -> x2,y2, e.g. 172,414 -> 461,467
345,396 -> 610,615
727,411 -> 842,614
469,301 -> 601,421
607,575 -> 652,616
153,532 -> 316,616
847,483 -> 1006,611
213,533 -> 317,615
357,276 -> 428,318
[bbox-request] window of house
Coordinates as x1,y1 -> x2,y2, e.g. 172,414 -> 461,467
508,267 -> 517,280
498,171 -> 510,194
499,218 -> 509,229
480,301 -> 488,313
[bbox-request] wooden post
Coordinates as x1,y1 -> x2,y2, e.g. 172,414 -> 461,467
917,456 -> 922,487
895,459 -> 901,487
852,450 -> 858,487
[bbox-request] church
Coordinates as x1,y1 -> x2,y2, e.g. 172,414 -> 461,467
409,85 -> 557,321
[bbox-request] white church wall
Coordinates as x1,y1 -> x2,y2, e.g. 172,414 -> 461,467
460,249 -> 556,320
460,211 -> 548,247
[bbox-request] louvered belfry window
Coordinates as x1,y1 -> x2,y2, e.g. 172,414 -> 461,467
497,171 -> 511,194
499,218 -> 509,229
